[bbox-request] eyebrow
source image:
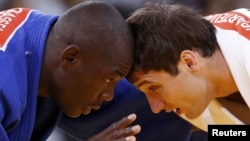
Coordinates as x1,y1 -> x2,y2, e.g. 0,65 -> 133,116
115,69 -> 126,77
110,69 -> 127,79
136,80 -> 154,88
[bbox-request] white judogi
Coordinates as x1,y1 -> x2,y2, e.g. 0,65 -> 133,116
180,8 -> 250,131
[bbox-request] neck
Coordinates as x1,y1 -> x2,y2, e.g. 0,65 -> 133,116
38,55 -> 51,97
38,25 -> 57,98
207,50 -> 238,97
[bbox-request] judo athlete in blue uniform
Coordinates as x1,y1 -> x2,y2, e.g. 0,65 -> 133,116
0,1 -> 140,140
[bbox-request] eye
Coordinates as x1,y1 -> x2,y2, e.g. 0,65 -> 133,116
104,78 -> 113,84
105,78 -> 111,83
148,85 -> 160,94
148,86 -> 157,91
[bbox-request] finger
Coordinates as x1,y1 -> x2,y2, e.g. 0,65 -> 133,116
131,125 -> 141,135
125,136 -> 136,141
115,113 -> 137,129
97,113 -> 138,138
112,136 -> 136,141
104,113 -> 137,135
105,124 -> 141,139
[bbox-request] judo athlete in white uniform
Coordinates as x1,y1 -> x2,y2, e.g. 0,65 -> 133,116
125,2 -> 250,132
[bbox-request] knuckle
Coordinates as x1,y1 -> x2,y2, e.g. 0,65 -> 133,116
110,130 -> 119,138
110,122 -> 118,130
125,127 -> 132,134
122,116 -> 129,122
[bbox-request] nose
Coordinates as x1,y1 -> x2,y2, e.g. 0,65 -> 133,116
146,96 -> 164,114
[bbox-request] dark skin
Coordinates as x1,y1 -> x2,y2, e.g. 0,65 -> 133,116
37,1 -> 140,140
87,113 -> 140,141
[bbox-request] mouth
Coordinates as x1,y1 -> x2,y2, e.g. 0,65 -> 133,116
92,105 -> 101,110
67,113 -> 81,118
173,108 -> 183,116
82,104 -> 102,115
82,107 -> 92,115
91,101 -> 102,110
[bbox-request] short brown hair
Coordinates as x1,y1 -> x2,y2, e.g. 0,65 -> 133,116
126,2 -> 219,82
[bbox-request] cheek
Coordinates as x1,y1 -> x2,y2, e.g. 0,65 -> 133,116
74,78 -> 101,92
160,83 -> 180,100
159,83 -> 194,108
60,83 -> 101,106
175,85 -> 205,110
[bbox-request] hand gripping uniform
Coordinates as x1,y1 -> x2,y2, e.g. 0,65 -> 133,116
0,8 -> 58,140
180,8 -> 250,131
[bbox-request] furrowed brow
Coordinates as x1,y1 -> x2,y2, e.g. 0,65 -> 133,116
136,80 -> 153,89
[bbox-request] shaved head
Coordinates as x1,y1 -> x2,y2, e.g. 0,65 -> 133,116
42,0 -> 134,118
56,0 -> 133,49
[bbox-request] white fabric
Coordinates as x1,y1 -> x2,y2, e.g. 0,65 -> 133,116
180,8 -> 250,132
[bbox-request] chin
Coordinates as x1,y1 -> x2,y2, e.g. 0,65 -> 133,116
186,104 -> 208,119
64,112 -> 81,118
186,114 -> 199,119
184,111 -> 201,120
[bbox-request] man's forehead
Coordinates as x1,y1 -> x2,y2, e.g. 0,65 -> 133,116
101,63 -> 129,78
127,70 -> 147,83
129,70 -> 164,85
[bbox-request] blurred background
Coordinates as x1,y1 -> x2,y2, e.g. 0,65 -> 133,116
1,0 -> 250,15
1,0 -> 249,141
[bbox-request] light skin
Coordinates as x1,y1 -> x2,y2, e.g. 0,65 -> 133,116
133,49 -> 238,119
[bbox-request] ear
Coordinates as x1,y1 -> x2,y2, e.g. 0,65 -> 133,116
179,50 -> 200,72
61,45 -> 81,69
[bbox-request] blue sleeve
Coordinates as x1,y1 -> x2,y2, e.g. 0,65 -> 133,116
58,78 -> 198,141
0,89 -> 9,140
0,124 -> 8,140
0,52 -> 25,140
0,71 -> 16,141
